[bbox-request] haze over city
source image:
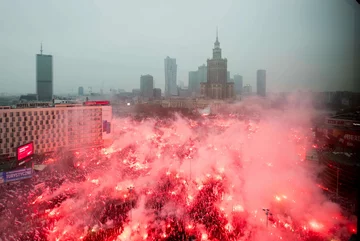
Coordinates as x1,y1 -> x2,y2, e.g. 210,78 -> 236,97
1,1 -> 360,240
0,0 -> 355,94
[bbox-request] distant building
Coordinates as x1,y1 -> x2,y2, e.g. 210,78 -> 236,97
164,56 -> 178,97
243,84 -> 252,94
153,88 -> 162,100
132,89 -> 141,97
188,65 -> 207,97
19,94 -> 38,102
140,75 -> 154,99
110,88 -> 117,95
227,71 -> 230,82
188,71 -> 198,95
179,80 -> 185,89
178,87 -> 190,98
36,44 -> 53,101
233,74 -> 243,94
256,69 -> 266,97
198,64 -> 207,84
78,86 -> 84,96
201,30 -> 234,99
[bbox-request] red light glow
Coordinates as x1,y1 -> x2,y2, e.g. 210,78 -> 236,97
17,142 -> 34,161
0,103 -> 356,241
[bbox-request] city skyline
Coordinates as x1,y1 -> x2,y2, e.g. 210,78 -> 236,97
0,0 -> 356,94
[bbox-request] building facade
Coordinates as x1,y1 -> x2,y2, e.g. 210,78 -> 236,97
153,88 -> 162,100
140,75 -> 154,99
78,86 -> 84,96
188,71 -> 198,95
188,65 -> 207,97
198,64 -> 207,83
257,69 -> 266,97
0,103 -> 112,158
164,56 -> 178,97
201,31 -> 234,99
36,48 -> 53,101
233,74 -> 243,94
243,84 -> 252,94
178,87 -> 190,98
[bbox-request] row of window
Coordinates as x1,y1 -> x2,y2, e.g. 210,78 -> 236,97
1,118 -> 100,129
0,115 -> 64,123
1,109 -> 66,118
1,107 -> 102,119
2,120 -> 64,129
0,114 -> 101,124
1,124 -> 66,133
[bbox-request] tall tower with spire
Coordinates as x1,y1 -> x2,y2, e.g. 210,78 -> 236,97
213,27 -> 222,59
201,29 -> 234,99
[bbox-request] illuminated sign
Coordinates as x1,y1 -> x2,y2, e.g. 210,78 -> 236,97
1,168 -> 33,183
84,101 -> 110,106
0,173 -> 4,184
17,142 -> 34,161
326,118 -> 355,127
343,134 -> 360,142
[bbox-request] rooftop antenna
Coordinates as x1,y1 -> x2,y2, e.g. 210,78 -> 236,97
40,42 -> 43,55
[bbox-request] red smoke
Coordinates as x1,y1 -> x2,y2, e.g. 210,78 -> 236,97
0,99 -> 355,241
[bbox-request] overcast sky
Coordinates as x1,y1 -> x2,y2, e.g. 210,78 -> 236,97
0,0 -> 356,94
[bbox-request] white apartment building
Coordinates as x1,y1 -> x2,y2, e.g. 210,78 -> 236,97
0,103 -> 112,158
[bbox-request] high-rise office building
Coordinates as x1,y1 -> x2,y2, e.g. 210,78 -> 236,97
78,86 -> 84,96
36,44 -> 53,101
188,71 -> 198,95
140,75 -> 154,99
153,88 -> 162,100
227,71 -> 230,82
201,29 -> 234,99
198,64 -> 207,84
233,74 -> 243,94
256,69 -> 266,97
164,56 -> 178,97
188,65 -> 207,96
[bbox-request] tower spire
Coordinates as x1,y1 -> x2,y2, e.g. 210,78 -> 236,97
216,26 -> 218,42
213,27 -> 221,59
40,42 -> 43,55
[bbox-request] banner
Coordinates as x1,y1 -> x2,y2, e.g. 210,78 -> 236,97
315,126 -> 360,148
0,172 -> 4,184
1,168 -> 33,183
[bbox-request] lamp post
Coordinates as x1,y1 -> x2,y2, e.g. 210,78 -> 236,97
262,208 -> 272,228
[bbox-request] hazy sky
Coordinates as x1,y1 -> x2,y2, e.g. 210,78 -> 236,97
0,0 -> 356,94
